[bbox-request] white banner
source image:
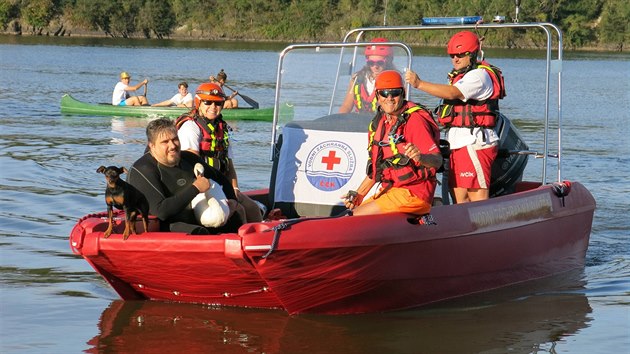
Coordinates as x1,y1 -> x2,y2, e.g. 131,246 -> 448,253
274,127 -> 376,205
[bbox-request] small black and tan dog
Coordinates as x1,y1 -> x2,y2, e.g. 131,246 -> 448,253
97,165 -> 149,240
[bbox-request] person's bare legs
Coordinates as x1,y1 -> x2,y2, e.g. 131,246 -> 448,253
125,96 -> 149,106
223,98 -> 238,109
452,187 -> 470,203
453,187 -> 489,203
350,200 -> 384,215
467,188 -> 489,202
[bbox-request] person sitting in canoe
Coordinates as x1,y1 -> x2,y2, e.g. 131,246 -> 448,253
339,38 -> 398,114
151,81 -> 193,108
209,69 -> 238,109
342,70 -> 443,216
127,118 -> 242,234
112,71 -> 149,106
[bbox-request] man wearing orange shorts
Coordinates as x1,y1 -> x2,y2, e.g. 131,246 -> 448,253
342,70 -> 442,216
406,31 -> 505,203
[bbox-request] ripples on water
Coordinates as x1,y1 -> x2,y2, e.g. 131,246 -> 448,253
0,38 -> 628,352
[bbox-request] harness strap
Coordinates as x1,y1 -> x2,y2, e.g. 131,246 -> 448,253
368,104 -> 438,186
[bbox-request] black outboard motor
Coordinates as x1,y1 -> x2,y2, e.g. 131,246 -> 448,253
490,113 -> 529,197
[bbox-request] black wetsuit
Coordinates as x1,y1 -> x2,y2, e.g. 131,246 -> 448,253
127,150 -> 239,234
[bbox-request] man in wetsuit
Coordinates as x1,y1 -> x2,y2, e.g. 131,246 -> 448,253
127,118 -> 241,234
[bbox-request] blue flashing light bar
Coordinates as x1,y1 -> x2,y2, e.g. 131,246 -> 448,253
421,16 -> 483,26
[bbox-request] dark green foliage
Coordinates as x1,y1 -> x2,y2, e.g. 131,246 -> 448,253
4,0 -> 629,50
0,1 -> 19,30
139,0 -> 175,39
22,0 -> 56,34
69,0 -> 116,35
598,0 -> 630,51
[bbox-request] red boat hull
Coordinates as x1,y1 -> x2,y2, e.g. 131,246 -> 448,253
70,214 -> 283,308
70,182 -> 595,314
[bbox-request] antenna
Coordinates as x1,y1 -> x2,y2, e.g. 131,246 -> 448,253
383,0 -> 388,25
514,0 -> 521,23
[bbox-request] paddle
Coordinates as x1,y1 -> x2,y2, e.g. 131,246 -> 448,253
222,83 -> 259,109
140,81 -> 149,105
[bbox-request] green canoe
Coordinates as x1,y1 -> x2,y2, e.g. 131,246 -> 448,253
60,94 -> 279,121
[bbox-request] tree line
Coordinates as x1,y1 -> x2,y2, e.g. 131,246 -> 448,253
1,0 -> 628,51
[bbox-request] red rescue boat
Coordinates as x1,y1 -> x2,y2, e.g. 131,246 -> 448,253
70,20 -> 595,315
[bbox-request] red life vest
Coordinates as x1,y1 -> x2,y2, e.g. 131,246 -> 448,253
175,112 -> 231,174
352,74 -> 378,113
437,61 -> 506,128
367,102 -> 439,188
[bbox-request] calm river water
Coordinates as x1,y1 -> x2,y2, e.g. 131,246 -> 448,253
0,35 -> 629,353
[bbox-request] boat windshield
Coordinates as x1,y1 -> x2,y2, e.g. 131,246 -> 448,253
271,42 -> 412,129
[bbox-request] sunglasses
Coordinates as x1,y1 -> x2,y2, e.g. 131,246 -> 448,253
377,88 -> 403,98
197,89 -> 226,97
449,52 -> 470,59
201,100 -> 224,107
367,60 -> 386,67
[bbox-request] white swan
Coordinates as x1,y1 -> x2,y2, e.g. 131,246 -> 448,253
191,163 -> 230,228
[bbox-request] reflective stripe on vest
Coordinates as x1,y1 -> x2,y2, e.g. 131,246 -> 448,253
175,113 -> 230,173
353,76 -> 378,113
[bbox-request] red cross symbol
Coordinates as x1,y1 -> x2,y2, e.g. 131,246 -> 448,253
321,150 -> 341,170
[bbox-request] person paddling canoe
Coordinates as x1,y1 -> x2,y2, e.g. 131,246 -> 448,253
112,71 -> 149,106
209,69 -> 238,109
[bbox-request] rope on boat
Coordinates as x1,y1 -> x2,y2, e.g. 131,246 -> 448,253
77,210 -> 111,223
261,209 -> 353,259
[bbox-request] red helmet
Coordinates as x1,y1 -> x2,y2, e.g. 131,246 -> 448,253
365,37 -> 393,57
194,82 -> 225,107
447,31 -> 480,55
375,70 -> 404,90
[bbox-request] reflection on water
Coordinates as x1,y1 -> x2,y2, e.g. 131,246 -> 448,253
89,292 -> 591,354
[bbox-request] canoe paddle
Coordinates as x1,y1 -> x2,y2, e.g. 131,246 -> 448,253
223,83 -> 259,109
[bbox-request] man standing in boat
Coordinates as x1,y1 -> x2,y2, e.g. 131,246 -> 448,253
342,70 -> 442,216
112,71 -> 149,106
176,83 -> 264,223
405,31 -> 505,203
